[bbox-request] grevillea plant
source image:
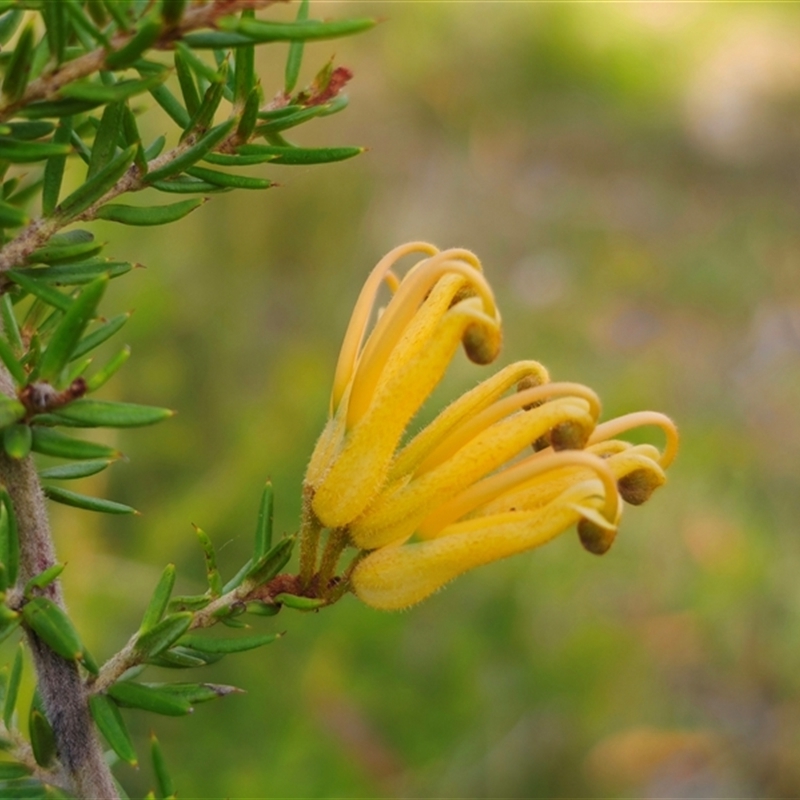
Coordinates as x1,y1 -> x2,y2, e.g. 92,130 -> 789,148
0,2 -> 678,799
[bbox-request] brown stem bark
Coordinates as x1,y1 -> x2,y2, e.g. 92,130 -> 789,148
0,368 -> 119,798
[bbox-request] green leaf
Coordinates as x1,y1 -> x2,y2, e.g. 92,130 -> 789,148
145,648 -> 206,669
0,613 -> 19,646
23,564 -> 65,597
120,102 -> 147,174
245,536 -> 294,585
14,260 -> 132,287
222,15 -> 377,44
43,486 -> 137,516
162,0 -> 187,27
150,177 -> 226,194
0,780 -> 48,799
145,118 -> 235,183
139,563 -> 176,632
145,682 -> 241,705
41,1 -> 67,66
234,10 -> 255,104
0,762 -> 31,781
241,143 -> 363,165
1,296 -> 22,354
150,733 -> 175,798
21,597 -> 83,661
18,98 -> 102,120
0,396 -> 25,429
235,86 -> 260,142
0,490 -> 19,586
80,646 -> 98,676
109,682 -> 192,716
167,594 -> 210,613
29,707 -> 56,768
58,144 -> 136,219
182,61 -> 227,136
0,200 -> 28,228
0,337 -> 25,386
72,311 -> 131,361
94,197 -> 205,226
39,459 -> 111,480
184,166 -> 271,191
3,424 -> 32,460
256,96 -> 348,135
254,481 -> 274,558
0,9 -> 23,47
60,73 -> 167,103
105,15 -> 162,70
64,0 -> 109,48
203,152 -> 276,167
89,694 -> 137,766
284,0 -> 310,93
173,48 -> 200,118
31,426 -> 119,460
8,271 -> 72,312
37,275 -> 107,382
27,240 -> 104,267
173,42 -> 220,84
134,612 -> 192,659
181,30 -> 252,49
6,121 -> 56,141
101,0 -> 130,32
41,118 -> 73,217
0,779 -> 48,799
146,82 -> 191,129
0,137 -> 71,164
53,399 -> 173,428
85,345 -> 130,392
219,615 -> 248,629
3,643 -> 22,727
87,101 -> 124,180
193,526 -> 222,597
245,600 -> 280,618
2,20 -> 35,102
274,593 -> 326,610
177,631 -> 280,655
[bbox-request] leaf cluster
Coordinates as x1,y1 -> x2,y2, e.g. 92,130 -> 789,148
0,482 -> 305,798
0,0 -> 374,796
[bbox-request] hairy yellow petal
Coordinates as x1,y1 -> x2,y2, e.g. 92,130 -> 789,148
331,242 -> 438,415
417,450 -> 619,539
352,486 -> 599,610
350,397 -> 595,548
347,255 -> 499,429
389,360 -> 550,481
415,381 -> 601,476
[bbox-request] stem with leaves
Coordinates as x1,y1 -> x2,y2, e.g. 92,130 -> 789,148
0,0 -> 374,796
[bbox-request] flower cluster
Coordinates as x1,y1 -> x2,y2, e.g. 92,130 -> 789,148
301,243 -> 678,610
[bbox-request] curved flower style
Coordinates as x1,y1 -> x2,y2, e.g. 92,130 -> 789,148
301,243 -> 678,610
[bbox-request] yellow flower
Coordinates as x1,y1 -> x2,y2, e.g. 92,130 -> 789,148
300,242 -> 678,609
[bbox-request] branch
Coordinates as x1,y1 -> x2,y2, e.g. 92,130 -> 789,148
91,571 -> 302,694
0,0 -> 285,123
0,362 -> 118,799
0,126 -> 214,272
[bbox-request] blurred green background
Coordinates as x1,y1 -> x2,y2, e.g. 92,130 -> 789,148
16,1 -> 800,797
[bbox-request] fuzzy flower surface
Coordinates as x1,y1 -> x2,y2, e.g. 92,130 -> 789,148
301,243 -> 678,610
